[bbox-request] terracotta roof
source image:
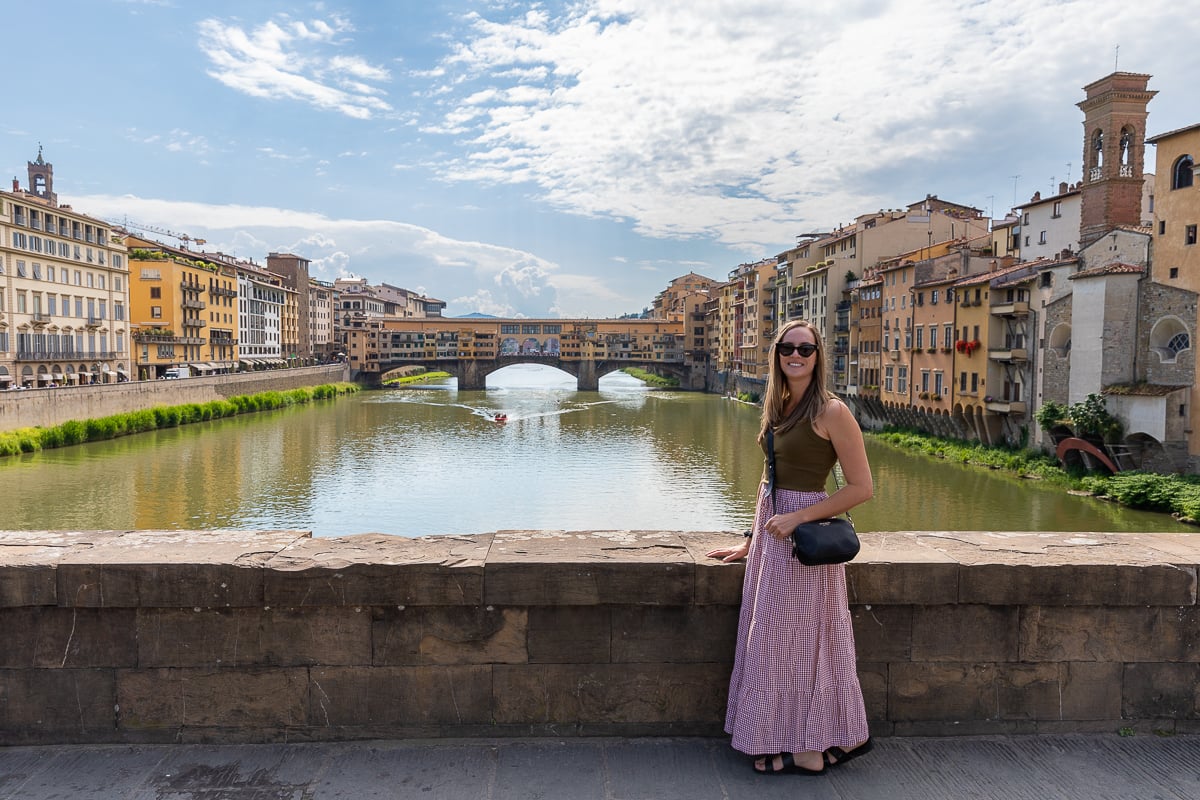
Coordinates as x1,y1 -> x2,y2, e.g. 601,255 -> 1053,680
1069,262 -> 1145,280
1146,122 -> 1200,143
1104,382 -> 1190,397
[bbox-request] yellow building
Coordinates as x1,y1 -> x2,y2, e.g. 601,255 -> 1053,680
0,149 -> 130,387
1146,122 -> 1200,460
126,234 -> 235,380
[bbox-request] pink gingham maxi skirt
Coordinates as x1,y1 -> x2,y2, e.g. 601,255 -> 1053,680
724,483 -> 869,755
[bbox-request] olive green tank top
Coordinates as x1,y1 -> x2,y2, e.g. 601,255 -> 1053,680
761,418 -> 838,492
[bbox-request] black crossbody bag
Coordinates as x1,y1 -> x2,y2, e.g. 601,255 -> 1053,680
766,427 -> 861,566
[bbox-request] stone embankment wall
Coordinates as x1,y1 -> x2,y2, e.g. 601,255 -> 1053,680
1,528 -> 1198,745
0,364 -> 348,432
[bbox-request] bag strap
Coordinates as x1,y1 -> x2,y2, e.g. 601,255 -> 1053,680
766,426 -> 852,524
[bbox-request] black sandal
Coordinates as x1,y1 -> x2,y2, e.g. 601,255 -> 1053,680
754,752 -> 826,776
823,737 -> 874,769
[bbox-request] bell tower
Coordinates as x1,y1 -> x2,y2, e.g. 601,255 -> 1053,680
1076,72 -> 1156,248
26,143 -> 56,205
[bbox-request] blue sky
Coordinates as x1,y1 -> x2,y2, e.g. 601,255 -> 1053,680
3,1 -> 1196,318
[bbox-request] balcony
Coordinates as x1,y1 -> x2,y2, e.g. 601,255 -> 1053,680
86,316 -> 103,328
986,399 -> 1028,414
181,297 -> 207,310
888,349 -> 900,361
180,318 -> 207,329
31,312 -> 51,326
988,348 -> 1028,362
180,281 -> 203,294
991,301 -> 1029,317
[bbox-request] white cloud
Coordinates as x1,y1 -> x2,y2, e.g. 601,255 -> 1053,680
426,0 -> 1195,249
197,13 -> 393,119
77,193 -> 565,316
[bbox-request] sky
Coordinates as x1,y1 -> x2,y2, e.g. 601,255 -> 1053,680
3,1 -> 1197,319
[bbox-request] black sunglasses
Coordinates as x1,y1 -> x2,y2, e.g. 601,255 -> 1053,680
775,342 -> 818,357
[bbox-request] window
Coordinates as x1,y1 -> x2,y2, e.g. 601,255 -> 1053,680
1187,225 -> 1197,245
959,372 -> 967,391
1041,272 -> 1052,288
1052,201 -> 1062,218
1172,155 -> 1194,190
884,366 -> 894,392
897,366 -> 908,394
1167,332 -> 1190,355
1039,231 -> 1047,244
915,327 -> 923,349
1024,236 -> 1030,247
1160,221 -> 1167,235
943,325 -> 953,349
151,306 -> 162,319
971,373 -> 979,393
1171,268 -> 1179,279
1022,213 -> 1030,225
934,371 -> 944,396
921,371 -> 930,392
47,266 -> 54,282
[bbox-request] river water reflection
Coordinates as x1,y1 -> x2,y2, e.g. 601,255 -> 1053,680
2,365 -> 1190,536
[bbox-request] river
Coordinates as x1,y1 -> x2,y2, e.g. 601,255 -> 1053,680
1,365 -> 1189,536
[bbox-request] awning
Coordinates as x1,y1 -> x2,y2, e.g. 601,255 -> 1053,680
116,366 -> 129,375
191,363 -> 212,372
102,368 -> 114,375
52,371 -> 64,380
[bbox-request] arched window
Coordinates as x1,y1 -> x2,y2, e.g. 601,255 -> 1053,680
1120,127 -> 1134,166
1092,130 -> 1104,168
1150,317 -> 1191,364
1173,155 -> 1194,190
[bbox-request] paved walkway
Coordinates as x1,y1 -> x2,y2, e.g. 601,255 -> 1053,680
1,734 -> 1197,799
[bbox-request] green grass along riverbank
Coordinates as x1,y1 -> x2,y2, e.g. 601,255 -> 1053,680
875,427 -> 1200,525
0,383 -> 359,458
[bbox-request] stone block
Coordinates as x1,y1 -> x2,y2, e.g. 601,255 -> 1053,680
611,606 -> 738,663
137,607 -> 371,668
889,662 -> 999,721
484,531 -> 693,605
492,663 -> 727,726
1020,606 -> 1200,663
0,607 -> 137,668
264,533 -> 489,606
309,665 -> 492,727
994,662 -> 1062,720
1123,663 -> 1200,719
528,606 -> 612,663
117,667 -> 308,730
1061,661 -> 1123,720
851,605 -> 912,662
856,661 -> 889,721
960,564 -> 1195,606
372,606 -> 527,665
912,605 -> 1019,662
847,533 -> 960,605
679,531 -> 746,605
57,530 -> 309,608
0,531 -> 127,607
0,668 -> 116,744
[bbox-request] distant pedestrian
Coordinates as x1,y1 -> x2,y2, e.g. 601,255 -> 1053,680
706,319 -> 874,776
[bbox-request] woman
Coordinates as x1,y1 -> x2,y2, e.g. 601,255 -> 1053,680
707,319 -> 874,776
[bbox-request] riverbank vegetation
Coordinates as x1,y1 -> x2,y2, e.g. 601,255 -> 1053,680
383,369 -> 453,386
0,383 -> 359,458
621,367 -> 680,388
873,427 -> 1200,525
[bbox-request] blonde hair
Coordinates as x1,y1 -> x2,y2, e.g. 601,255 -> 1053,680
759,319 -> 833,440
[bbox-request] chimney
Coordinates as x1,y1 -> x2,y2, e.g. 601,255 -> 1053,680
11,177 -> 18,191
1059,182 -> 1068,195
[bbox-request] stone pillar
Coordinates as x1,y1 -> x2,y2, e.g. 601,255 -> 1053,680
576,359 -> 598,391
457,361 -> 488,391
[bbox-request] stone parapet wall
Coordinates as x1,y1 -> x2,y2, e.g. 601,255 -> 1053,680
0,528 -> 1197,745
0,364 -> 348,432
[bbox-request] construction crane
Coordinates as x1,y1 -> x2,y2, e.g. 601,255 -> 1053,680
109,217 -> 207,250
